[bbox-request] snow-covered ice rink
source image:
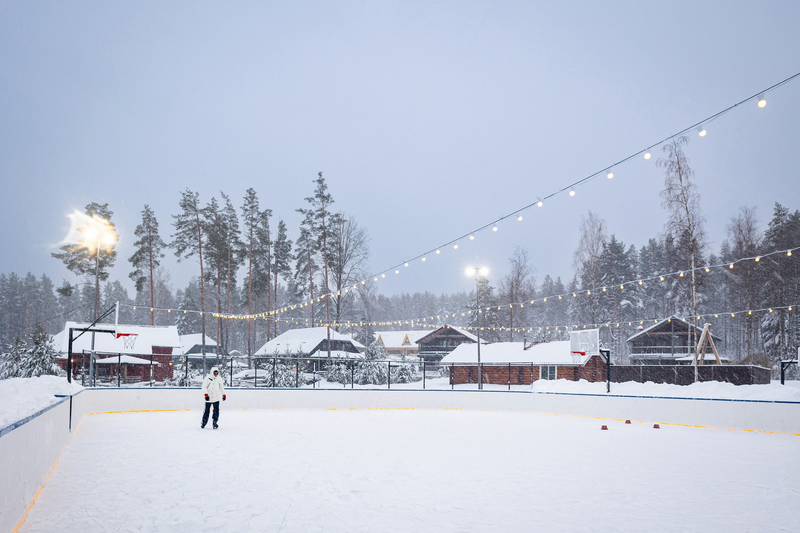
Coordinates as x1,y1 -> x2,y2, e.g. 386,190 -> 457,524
19,408 -> 800,532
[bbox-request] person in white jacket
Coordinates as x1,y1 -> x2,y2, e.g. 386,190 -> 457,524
201,366 -> 226,429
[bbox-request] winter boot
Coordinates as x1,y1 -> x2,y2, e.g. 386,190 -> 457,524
201,422 -> 206,429
213,422 -> 219,429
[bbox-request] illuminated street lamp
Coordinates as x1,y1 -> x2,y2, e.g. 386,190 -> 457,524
81,217 -> 117,385
465,267 -> 489,389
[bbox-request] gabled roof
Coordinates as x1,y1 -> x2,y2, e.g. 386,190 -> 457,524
374,330 -> 433,349
416,324 -> 482,345
626,316 -> 722,343
254,327 -> 365,356
52,322 -> 181,356
179,333 -> 218,355
440,341 -> 590,365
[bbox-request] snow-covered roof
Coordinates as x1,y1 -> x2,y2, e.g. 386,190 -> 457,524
374,330 -> 432,349
178,333 -> 217,355
416,324 -> 481,344
440,341 -> 592,366
626,316 -> 721,343
52,322 -> 181,356
254,327 -> 365,356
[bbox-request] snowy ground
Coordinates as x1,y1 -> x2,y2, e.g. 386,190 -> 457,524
0,376 -> 82,428
19,409 -> 800,532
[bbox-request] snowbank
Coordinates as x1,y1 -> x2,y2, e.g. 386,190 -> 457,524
531,378 -> 800,402
0,376 -> 83,429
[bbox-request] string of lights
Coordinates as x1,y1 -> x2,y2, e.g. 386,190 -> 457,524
305,303 -> 797,333
122,299 -> 796,334
191,71 -> 800,321
123,244 -> 796,323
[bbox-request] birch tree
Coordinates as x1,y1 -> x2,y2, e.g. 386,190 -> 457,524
658,136 -> 706,349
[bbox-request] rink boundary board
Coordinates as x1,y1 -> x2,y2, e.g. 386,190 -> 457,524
0,390 -> 86,439
2,387 -> 799,440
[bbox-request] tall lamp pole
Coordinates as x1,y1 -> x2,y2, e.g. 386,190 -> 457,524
82,223 -> 117,385
466,267 -> 489,390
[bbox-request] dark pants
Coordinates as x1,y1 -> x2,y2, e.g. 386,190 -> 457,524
202,401 -> 220,426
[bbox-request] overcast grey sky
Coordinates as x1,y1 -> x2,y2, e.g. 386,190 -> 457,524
1,1 -> 798,299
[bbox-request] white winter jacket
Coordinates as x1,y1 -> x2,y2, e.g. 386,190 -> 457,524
202,367 -> 226,403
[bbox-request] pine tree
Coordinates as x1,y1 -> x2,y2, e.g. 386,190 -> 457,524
355,343 -> 389,385
172,189 -> 207,367
0,336 -> 26,379
19,325 -> 58,378
241,188 -> 261,357
271,219 -> 293,337
300,173 -> 336,339
129,205 -> 166,325
294,209 -> 319,326
52,202 -> 117,319
220,192 -> 244,354
394,355 -> 417,383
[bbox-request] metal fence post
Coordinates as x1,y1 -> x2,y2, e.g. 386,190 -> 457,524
423,361 -> 426,390
508,363 -> 511,390
255,358 -> 258,388
117,355 -> 121,388
273,358 -> 277,388
296,360 -> 299,388
150,353 -> 154,386
388,362 -> 391,389
351,363 -> 355,388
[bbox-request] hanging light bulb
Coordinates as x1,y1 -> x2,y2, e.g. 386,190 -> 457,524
435,249 -> 441,254
404,262 -> 409,267
697,126 -> 707,137
537,200 -> 543,207
729,263 -> 735,269
469,235 -> 474,240
517,215 -> 523,221
569,190 -> 576,196
606,171 -> 613,179
659,275 -> 665,281
492,226 -> 498,232
453,244 -> 458,250
421,257 -> 426,262
788,250 -> 792,257
644,150 -> 651,160
757,94 -> 766,108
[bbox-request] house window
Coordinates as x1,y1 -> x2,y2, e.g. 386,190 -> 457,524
540,366 -> 556,380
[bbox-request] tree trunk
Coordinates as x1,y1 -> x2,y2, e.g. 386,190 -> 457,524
148,229 -> 155,326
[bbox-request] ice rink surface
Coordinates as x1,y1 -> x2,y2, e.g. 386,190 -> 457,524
19,409 -> 800,532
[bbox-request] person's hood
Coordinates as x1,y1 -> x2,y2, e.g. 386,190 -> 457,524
209,367 -> 220,377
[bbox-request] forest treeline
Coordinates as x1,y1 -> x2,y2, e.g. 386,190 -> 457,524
2,141 -> 799,367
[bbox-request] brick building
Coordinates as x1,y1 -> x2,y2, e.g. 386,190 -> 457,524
52,322 -> 181,383
440,329 -> 608,385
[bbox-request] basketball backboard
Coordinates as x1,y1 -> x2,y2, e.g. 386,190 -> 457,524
570,329 -> 600,357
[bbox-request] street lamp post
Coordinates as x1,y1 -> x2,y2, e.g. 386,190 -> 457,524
466,267 -> 489,390
82,222 -> 117,386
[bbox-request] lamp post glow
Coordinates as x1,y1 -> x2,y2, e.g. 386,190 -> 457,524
81,218 -> 117,386
465,267 -> 489,389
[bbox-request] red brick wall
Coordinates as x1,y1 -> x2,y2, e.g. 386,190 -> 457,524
61,353 -> 174,382
448,356 -> 607,385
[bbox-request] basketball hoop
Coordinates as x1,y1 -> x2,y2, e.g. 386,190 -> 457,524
117,333 -> 139,351
571,350 -> 584,364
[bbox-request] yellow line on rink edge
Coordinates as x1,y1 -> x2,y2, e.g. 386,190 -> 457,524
539,412 -> 800,437
12,418 -> 86,533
